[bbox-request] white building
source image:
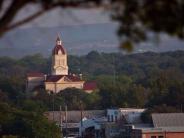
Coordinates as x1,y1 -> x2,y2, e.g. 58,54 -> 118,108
79,117 -> 107,138
107,108 -> 145,123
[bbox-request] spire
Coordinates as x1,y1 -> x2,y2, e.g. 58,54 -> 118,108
56,34 -> 62,45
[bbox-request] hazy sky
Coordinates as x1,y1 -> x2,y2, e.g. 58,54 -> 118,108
13,2 -> 112,28
0,1 -> 183,57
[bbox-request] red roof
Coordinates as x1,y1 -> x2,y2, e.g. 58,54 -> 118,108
83,81 -> 97,91
52,35 -> 66,55
67,75 -> 82,82
27,72 -> 45,77
45,75 -> 82,82
45,75 -> 63,82
52,44 -> 66,55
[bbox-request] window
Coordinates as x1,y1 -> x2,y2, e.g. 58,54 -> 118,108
151,136 -> 156,138
111,115 -> 113,122
115,115 -> 118,122
107,115 -> 110,122
58,50 -> 62,54
158,136 -> 164,138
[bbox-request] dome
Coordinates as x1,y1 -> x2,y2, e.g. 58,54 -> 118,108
52,45 -> 66,55
52,35 -> 66,55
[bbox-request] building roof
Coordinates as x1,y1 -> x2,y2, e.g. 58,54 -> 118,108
27,72 -> 45,77
45,75 -> 63,82
52,44 -> 66,55
67,75 -> 82,82
83,81 -> 97,91
52,35 -> 66,55
135,126 -> 184,133
44,110 -> 105,123
45,75 -> 82,82
152,113 -> 184,127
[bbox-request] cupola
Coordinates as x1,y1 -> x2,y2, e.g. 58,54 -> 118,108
52,35 -> 66,55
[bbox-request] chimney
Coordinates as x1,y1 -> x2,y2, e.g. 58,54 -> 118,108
79,74 -> 83,80
44,74 -> 47,81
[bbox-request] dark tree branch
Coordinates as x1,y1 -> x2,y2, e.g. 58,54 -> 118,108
0,0 -> 3,10
5,1 -> 73,32
0,0 -> 32,36
5,10 -> 45,32
0,0 -> 106,36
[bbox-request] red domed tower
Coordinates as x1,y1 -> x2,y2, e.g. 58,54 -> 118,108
51,35 -> 68,75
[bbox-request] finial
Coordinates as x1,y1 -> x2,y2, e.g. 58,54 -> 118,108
56,33 -> 62,45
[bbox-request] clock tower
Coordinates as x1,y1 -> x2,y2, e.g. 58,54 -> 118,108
51,35 -> 68,75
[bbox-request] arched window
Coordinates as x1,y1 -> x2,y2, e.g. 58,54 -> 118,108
58,50 -> 62,54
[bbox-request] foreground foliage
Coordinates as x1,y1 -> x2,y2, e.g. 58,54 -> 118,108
0,101 -> 61,138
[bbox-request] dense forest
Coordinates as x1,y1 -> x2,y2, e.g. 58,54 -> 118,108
0,50 -> 184,137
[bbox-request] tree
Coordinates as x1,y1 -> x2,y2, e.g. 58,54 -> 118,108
126,85 -> 149,108
0,102 -> 61,138
112,0 -> 184,51
56,88 -> 89,110
0,0 -> 106,37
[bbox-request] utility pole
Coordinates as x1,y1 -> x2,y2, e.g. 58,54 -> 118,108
112,54 -> 116,86
60,105 -> 63,138
60,105 -> 62,129
48,91 -> 55,138
65,105 -> 68,138
52,92 -> 55,121
80,101 -> 83,138
181,104 -> 183,113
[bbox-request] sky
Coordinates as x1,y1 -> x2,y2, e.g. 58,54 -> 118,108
13,2 -> 112,28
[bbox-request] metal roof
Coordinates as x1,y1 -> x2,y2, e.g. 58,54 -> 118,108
140,126 -> 184,133
152,113 -> 184,127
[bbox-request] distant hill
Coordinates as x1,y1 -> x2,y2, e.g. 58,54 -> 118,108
0,23 -> 184,58
0,23 -> 119,58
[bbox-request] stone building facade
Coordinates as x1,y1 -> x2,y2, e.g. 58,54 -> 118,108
26,35 -> 97,93
51,36 -> 68,75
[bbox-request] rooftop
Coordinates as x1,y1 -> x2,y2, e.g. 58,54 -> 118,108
27,72 -> 45,77
45,75 -> 82,82
83,81 -> 97,91
139,126 -> 184,133
152,113 -> 184,128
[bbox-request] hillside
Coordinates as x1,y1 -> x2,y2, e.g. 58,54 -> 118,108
0,23 -> 184,58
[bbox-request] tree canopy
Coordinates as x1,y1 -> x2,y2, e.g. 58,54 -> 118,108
1,50 -> 184,110
0,51 -> 184,136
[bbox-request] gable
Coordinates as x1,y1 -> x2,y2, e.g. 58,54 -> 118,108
45,75 -> 63,82
57,76 -> 72,83
46,75 -> 83,83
